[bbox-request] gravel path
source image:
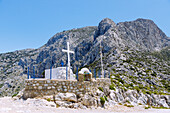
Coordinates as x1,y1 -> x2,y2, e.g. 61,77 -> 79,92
0,97 -> 169,113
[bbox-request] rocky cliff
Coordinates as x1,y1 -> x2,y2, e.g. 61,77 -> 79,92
0,18 -> 169,100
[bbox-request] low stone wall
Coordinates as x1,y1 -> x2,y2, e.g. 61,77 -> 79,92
23,78 -> 111,99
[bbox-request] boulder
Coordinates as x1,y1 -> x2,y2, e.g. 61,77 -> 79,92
109,91 -> 117,101
103,87 -> 110,96
16,88 -> 24,99
81,94 -> 97,107
158,99 -> 169,108
96,89 -> 104,97
57,93 -> 77,102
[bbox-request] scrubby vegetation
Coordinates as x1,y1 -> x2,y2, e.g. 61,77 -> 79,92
98,87 -> 104,92
100,97 -> 105,107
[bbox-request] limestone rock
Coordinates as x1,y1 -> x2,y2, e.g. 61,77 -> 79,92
57,93 -> 77,102
103,87 -> 110,96
96,89 -> 104,97
158,99 -> 169,108
81,94 -> 97,107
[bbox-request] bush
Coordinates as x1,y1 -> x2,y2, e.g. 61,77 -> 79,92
145,106 -> 151,109
160,80 -> 166,84
41,71 -> 45,78
98,87 -> 103,92
146,91 -> 152,95
122,87 -> 127,92
134,86 -> 140,92
100,97 -> 105,107
129,83 -> 134,87
112,79 -> 117,84
153,91 -> 158,95
116,78 -> 124,84
126,100 -> 130,104
104,96 -> 108,101
12,93 -> 18,98
46,98 -> 51,102
0,84 -> 3,88
124,84 -> 130,88
127,105 -> 134,107
118,103 -> 122,105
142,90 -> 146,94
138,84 -> 143,89
109,84 -> 116,90
151,71 -> 157,77
138,103 -> 142,105
152,106 -> 169,109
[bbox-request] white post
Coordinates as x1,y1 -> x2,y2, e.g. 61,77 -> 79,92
67,42 -> 71,79
62,42 -> 74,79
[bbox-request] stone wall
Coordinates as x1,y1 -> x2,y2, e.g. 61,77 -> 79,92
23,78 -> 111,99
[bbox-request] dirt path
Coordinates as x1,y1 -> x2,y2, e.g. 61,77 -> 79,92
0,97 -> 169,113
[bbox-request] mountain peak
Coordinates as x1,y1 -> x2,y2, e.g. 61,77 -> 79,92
100,18 -> 115,24
97,18 -> 116,36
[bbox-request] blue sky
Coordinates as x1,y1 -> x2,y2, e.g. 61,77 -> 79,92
0,0 -> 170,53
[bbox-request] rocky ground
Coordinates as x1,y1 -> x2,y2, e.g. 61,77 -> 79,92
0,97 -> 170,113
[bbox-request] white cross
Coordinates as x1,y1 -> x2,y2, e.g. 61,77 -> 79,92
62,42 -> 74,79
100,41 -> 104,78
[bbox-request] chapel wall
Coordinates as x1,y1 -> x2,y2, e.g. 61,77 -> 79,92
23,78 -> 111,99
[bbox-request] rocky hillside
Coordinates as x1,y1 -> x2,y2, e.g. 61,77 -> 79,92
0,18 -> 169,98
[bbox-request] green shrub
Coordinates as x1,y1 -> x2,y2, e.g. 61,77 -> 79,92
152,106 -> 169,109
138,103 -> 142,105
134,86 -> 140,92
153,91 -> 158,95
145,106 -> 151,109
118,103 -> 122,105
98,87 -> 103,92
112,79 -> 117,84
41,71 -> 45,78
0,84 -> 3,88
126,100 -> 131,104
124,103 -> 127,106
146,91 -> 152,95
100,97 -> 105,107
124,84 -> 130,88
12,94 -> 18,98
138,84 -> 143,89
142,90 -> 146,94
127,105 -> 134,107
129,83 -> 134,87
46,98 -> 51,102
160,80 -> 166,84
109,84 -> 116,90
151,71 -> 157,77
122,87 -> 127,92
104,96 -> 108,101
146,86 -> 151,90
116,78 -> 124,84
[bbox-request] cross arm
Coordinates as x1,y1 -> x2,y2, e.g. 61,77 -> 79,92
62,49 -> 67,52
69,51 -> 74,54
62,49 -> 74,54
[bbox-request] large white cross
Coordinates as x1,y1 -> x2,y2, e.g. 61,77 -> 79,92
62,42 -> 74,79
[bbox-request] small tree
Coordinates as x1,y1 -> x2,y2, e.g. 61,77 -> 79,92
100,97 -> 105,108
41,70 -> 45,78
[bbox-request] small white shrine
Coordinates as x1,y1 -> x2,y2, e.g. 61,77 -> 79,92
45,67 -> 76,80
